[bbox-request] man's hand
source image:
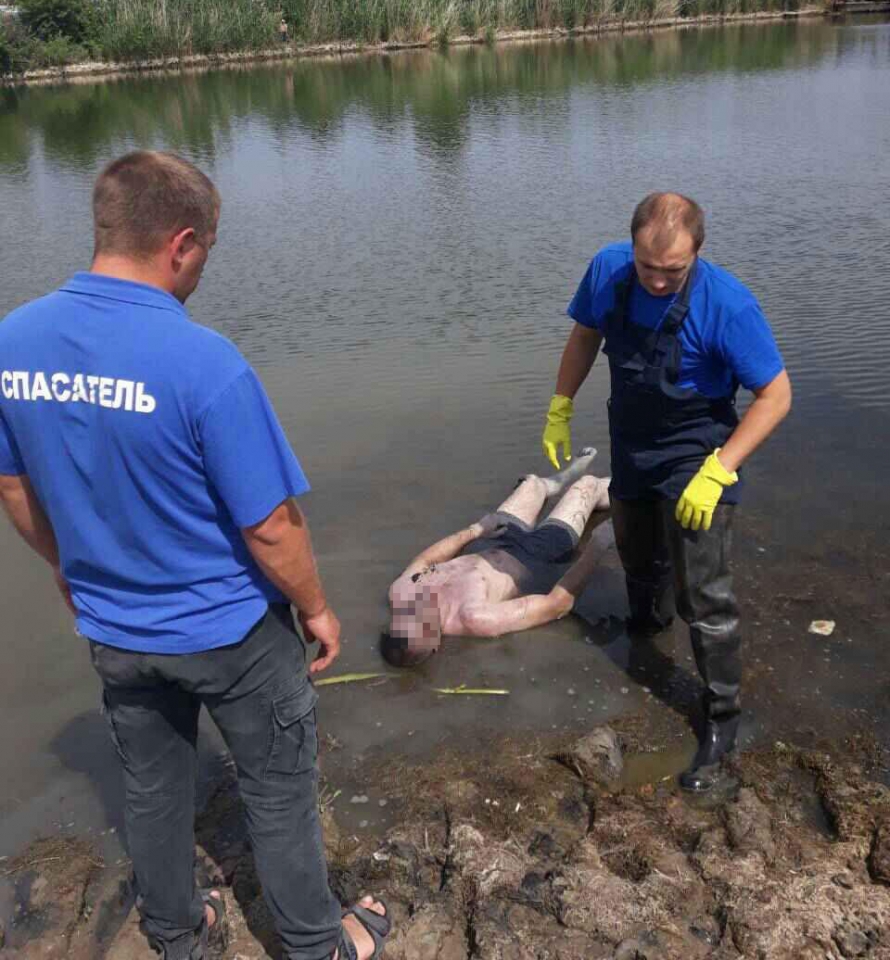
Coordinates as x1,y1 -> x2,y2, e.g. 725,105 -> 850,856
675,451 -> 738,532
473,514 -> 509,538
542,394 -> 574,469
299,606 -> 342,674
52,565 -> 76,615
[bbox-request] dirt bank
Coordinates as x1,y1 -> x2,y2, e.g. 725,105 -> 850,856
1,8 -> 826,88
3,725 -> 889,959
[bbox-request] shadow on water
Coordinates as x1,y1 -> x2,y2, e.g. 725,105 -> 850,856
0,19 -> 858,171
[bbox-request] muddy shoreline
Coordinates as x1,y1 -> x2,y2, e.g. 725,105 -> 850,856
2,501 -> 889,958
2,723 -> 889,959
0,7 -> 829,89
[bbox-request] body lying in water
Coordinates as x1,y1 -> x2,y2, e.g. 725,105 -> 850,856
384,448 -> 610,665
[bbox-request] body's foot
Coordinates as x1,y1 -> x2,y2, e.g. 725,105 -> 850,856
542,446 -> 598,496
203,889 -> 228,950
679,715 -> 740,793
204,890 -> 221,929
335,896 -> 390,960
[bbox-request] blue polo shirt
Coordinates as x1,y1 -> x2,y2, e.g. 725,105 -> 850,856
568,241 -> 784,397
0,273 -> 310,653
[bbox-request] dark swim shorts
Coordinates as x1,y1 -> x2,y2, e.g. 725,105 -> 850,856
461,512 -> 580,590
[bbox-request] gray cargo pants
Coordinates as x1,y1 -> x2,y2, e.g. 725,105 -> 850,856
90,603 -> 341,960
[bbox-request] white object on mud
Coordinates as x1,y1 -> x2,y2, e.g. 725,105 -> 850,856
808,620 -> 836,636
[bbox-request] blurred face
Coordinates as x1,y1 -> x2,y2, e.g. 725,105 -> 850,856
386,584 -> 442,666
633,226 -> 697,297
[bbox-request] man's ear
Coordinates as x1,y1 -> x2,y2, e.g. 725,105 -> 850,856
170,227 -> 198,269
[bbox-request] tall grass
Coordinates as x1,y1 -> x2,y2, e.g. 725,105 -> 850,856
2,0 -> 811,72
96,0 -> 280,60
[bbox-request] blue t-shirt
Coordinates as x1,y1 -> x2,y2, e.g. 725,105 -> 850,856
0,273 -> 310,654
567,241 -> 784,398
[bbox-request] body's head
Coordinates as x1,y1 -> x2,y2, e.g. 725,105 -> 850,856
92,151 -> 220,303
383,581 -> 442,667
631,192 -> 704,297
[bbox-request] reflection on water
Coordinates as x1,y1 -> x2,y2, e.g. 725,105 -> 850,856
0,21 -> 868,170
0,16 -> 889,854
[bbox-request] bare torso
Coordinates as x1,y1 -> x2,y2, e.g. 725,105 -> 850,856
391,548 -> 531,635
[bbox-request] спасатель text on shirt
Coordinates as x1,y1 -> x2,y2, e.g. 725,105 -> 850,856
1,370 -> 157,412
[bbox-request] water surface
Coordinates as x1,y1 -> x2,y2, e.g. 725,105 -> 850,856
1,17 -> 889,859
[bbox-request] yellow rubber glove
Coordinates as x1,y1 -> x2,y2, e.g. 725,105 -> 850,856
542,395 -> 574,469
675,450 -> 738,532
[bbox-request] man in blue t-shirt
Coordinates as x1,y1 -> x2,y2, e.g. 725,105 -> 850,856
542,193 -> 792,793
0,153 -> 390,960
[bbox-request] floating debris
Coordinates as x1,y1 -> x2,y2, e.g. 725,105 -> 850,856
316,672 -> 392,686
434,685 -> 509,696
808,620 -> 836,637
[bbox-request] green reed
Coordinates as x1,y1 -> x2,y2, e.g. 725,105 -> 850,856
2,0 -> 810,72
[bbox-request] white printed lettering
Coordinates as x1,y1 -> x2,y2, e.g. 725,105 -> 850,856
71,374 -> 89,403
98,377 -> 115,408
134,383 -> 157,414
51,373 -> 71,402
11,371 -> 29,401
112,379 -> 135,411
31,371 -> 52,401
3,371 -> 154,414
86,375 -> 100,404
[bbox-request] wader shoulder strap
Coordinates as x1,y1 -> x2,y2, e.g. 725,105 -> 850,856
660,259 -> 698,336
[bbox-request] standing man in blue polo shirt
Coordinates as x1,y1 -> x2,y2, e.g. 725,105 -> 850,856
0,152 -> 390,960
542,193 -> 792,792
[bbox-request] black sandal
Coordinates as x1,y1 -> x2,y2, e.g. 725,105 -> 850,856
335,900 -> 391,960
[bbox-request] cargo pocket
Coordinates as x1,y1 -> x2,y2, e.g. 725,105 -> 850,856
100,692 -> 129,769
265,683 -> 319,779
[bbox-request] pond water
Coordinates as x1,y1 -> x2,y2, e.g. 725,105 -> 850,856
0,16 -> 888,861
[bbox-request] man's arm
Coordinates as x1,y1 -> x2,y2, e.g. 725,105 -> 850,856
459,592 -> 572,638
457,526 -> 613,637
555,323 -> 604,400
716,370 -> 792,473
242,498 -> 340,673
0,473 -> 74,613
544,324 -> 604,469
397,523 -> 486,582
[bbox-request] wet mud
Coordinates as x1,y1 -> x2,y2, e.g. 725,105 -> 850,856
3,726 -> 890,960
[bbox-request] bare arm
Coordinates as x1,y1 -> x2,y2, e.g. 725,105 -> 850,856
0,473 -> 60,566
397,522 -> 485,580
0,473 -> 73,613
555,323 -> 604,399
459,591 -> 572,638
243,498 -> 340,673
717,370 -> 792,473
456,523 -> 614,637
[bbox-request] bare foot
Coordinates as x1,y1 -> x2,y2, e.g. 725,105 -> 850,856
334,895 -> 387,960
204,889 -> 221,929
542,446 -> 598,496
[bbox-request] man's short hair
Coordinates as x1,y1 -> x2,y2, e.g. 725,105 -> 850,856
631,192 -> 705,251
93,151 -> 220,259
380,631 -> 438,668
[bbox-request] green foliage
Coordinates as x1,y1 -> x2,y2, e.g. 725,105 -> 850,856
0,0 -> 822,72
0,27 -> 10,73
18,0 -> 98,44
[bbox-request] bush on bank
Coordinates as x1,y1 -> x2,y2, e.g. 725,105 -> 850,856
0,0 -> 808,74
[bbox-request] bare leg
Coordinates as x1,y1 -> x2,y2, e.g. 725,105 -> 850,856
540,446 -> 598,497
541,475 -> 610,539
493,448 -> 600,527
493,475 -> 549,527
